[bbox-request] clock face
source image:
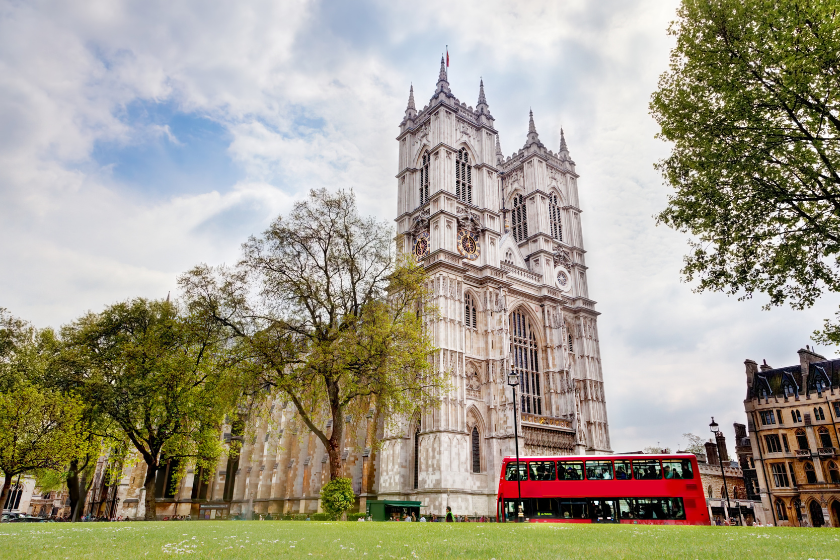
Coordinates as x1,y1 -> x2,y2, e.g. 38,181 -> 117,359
457,229 -> 480,260
556,270 -> 570,290
413,231 -> 430,261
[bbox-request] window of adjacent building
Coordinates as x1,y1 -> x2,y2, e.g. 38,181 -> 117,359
775,499 -> 789,520
805,462 -> 817,484
191,466 -> 210,501
765,434 -> 782,453
814,407 -> 826,421
455,148 -> 472,204
771,463 -> 790,487
781,433 -> 790,452
510,309 -> 541,415
834,402 -> 840,418
818,427 -> 832,449
413,426 -> 420,489
419,152 -> 430,205
464,293 -> 477,329
2,484 -> 23,511
776,410 -> 784,424
828,461 -> 840,483
792,409 -> 802,423
567,333 -> 574,353
796,429 -> 810,450
155,458 -> 181,499
511,194 -> 528,242
783,383 -> 796,397
549,194 -> 563,241
760,410 -> 776,425
471,426 -> 481,474
787,462 -> 798,486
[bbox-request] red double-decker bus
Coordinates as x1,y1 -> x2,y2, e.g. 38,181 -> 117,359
497,454 -> 709,525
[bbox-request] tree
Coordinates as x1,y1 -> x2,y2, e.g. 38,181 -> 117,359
650,0 -> 840,339
179,188 -> 445,480
61,298 -> 242,520
320,477 -> 355,520
0,309 -> 91,511
681,433 -> 706,455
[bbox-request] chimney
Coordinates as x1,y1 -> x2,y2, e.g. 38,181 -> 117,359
799,346 -> 826,397
715,433 -> 730,463
760,359 -> 772,372
733,423 -> 747,440
744,359 -> 758,398
705,441 -> 719,466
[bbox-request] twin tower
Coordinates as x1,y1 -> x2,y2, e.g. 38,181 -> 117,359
379,57 -> 612,516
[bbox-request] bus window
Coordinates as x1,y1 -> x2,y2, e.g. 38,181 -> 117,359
615,460 -> 632,480
618,498 -> 634,519
661,459 -> 694,480
632,459 -> 662,480
505,462 -> 527,481
632,498 -> 686,520
503,499 -> 521,521
586,460 -> 614,480
558,499 -> 588,519
532,498 -> 558,518
557,460 -> 584,480
529,461 -> 556,481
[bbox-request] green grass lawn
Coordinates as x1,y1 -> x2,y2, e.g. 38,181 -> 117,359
0,521 -> 838,560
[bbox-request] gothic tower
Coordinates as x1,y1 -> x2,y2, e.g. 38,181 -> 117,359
379,58 -> 611,516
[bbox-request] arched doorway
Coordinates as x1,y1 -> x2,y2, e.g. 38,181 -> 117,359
809,500 -> 825,528
831,500 -> 840,529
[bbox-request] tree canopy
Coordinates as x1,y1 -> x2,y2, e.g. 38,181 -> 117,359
180,188 -> 445,480
650,0 -> 840,340
61,298 -> 242,519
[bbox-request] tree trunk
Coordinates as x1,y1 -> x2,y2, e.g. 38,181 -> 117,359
67,459 -> 80,522
143,462 -> 158,521
327,409 -> 344,480
0,472 -> 13,513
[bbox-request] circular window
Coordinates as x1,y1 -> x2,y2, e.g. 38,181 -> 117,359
556,271 -> 569,288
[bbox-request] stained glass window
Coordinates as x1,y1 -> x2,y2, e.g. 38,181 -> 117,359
510,309 -> 541,415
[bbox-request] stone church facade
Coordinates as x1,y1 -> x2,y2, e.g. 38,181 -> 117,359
379,58 -> 611,517
101,59 -> 610,520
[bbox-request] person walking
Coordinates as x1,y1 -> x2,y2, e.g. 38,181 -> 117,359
445,507 -> 454,522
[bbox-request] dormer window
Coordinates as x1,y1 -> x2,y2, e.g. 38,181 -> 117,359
420,152 -> 430,205
549,194 -> 563,241
455,148 -> 472,204
511,194 -> 528,242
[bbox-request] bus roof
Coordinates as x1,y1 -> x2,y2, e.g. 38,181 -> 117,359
501,453 -> 697,461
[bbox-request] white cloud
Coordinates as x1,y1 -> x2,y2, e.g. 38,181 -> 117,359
0,0 -> 835,453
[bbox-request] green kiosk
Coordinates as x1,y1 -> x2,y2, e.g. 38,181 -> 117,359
365,500 -> 423,521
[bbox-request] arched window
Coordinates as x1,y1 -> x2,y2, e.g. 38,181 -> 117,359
504,249 -> 514,264
549,194 -> 563,241
783,382 -> 795,397
796,428 -> 810,451
814,407 -> 826,421
827,461 -> 840,483
413,426 -> 420,489
2,483 -> 23,511
471,426 -> 481,473
455,148 -> 472,204
804,462 -> 817,484
775,499 -> 788,520
707,485 -> 714,498
818,427 -> 832,449
568,333 -> 574,353
511,194 -> 528,242
465,294 -> 476,329
792,409 -> 802,423
419,152 -> 430,205
510,309 -> 541,415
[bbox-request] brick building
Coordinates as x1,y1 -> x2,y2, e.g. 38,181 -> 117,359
743,347 -> 840,527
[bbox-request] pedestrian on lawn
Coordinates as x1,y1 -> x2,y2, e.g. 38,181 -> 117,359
445,507 -> 454,522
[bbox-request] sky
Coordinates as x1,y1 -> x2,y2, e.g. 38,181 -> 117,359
1,0 -> 837,453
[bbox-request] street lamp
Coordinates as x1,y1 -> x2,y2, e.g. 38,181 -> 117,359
508,370 -> 524,522
710,417 -> 733,525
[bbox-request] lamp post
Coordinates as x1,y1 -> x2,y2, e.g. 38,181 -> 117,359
710,417 -> 732,525
508,370 -> 524,522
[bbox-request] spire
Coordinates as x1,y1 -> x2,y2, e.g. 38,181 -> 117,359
478,78 -> 487,106
407,84 -> 416,111
495,134 -> 504,165
435,54 -> 450,95
525,109 -> 541,147
559,127 -> 570,158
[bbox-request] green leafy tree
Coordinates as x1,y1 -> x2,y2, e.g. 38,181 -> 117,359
320,477 -> 355,520
681,433 -> 706,455
180,188 -> 446,480
650,0 -> 840,340
61,298 -> 242,520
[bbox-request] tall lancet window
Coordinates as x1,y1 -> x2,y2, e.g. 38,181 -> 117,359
510,310 -> 541,415
471,426 -> 481,473
465,293 -> 476,329
420,152 -> 430,205
456,148 -> 472,204
511,194 -> 528,242
549,194 -> 563,242
413,426 -> 420,489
